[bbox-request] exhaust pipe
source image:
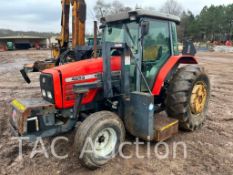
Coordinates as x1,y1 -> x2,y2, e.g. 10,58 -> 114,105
93,21 -> 98,58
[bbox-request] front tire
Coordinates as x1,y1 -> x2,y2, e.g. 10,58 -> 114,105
165,65 -> 210,131
74,111 -> 125,169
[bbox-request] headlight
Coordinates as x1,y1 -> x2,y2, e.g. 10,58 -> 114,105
47,91 -> 53,99
42,90 -> 46,97
40,73 -> 55,103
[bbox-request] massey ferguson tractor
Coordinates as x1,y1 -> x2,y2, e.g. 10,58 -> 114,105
10,10 -> 210,169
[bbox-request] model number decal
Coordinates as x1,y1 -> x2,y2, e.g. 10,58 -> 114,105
65,71 -> 121,83
65,74 -> 99,83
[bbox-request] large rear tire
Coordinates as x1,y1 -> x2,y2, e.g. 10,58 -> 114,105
165,65 -> 210,131
74,111 -> 125,169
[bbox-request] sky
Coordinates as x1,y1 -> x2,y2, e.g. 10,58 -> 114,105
0,0 -> 232,33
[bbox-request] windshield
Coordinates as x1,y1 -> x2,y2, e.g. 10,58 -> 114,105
104,22 -> 139,53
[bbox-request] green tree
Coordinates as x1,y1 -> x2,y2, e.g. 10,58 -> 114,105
196,4 -> 232,41
176,10 -> 202,41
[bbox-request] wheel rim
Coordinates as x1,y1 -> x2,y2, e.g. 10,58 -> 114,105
94,128 -> 117,157
190,81 -> 207,114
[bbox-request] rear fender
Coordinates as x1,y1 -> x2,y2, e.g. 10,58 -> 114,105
152,55 -> 198,95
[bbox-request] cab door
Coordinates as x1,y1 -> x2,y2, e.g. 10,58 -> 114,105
141,19 -> 172,92
125,19 -> 174,140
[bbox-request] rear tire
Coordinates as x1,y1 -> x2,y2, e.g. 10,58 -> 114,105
74,111 -> 125,169
165,65 -> 210,131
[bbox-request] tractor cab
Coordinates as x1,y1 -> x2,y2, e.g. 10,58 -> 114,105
99,10 -> 181,140
101,10 -> 181,93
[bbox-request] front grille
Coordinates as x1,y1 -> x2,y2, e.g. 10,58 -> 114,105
40,73 -> 55,104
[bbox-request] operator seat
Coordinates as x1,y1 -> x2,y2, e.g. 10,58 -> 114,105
143,45 -> 162,62
145,46 -> 162,86
141,46 -> 162,91
146,52 -> 171,90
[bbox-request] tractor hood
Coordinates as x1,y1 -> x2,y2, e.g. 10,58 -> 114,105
53,56 -> 121,79
41,56 -> 121,109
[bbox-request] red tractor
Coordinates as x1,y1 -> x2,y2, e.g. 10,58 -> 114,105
10,10 -> 210,169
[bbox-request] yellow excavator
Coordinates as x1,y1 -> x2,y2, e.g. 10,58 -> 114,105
21,0 -> 96,83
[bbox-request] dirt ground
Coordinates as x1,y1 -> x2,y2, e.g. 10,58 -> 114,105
0,50 -> 233,175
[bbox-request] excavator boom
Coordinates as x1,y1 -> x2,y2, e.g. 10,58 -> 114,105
72,0 -> 86,48
21,0 -> 87,83
58,0 -> 86,50
58,0 -> 70,50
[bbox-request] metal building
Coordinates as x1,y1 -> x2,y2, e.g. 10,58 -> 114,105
0,35 -> 48,50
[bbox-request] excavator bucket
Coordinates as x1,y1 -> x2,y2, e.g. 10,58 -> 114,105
20,61 -> 56,84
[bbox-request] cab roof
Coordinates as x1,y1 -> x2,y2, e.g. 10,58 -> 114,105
101,9 -> 180,24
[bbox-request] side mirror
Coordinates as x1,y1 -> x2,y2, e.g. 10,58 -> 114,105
141,21 -> 150,37
182,40 -> 196,56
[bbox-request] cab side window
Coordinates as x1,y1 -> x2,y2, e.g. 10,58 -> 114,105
171,22 -> 179,55
141,20 -> 171,91
143,20 -> 171,61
